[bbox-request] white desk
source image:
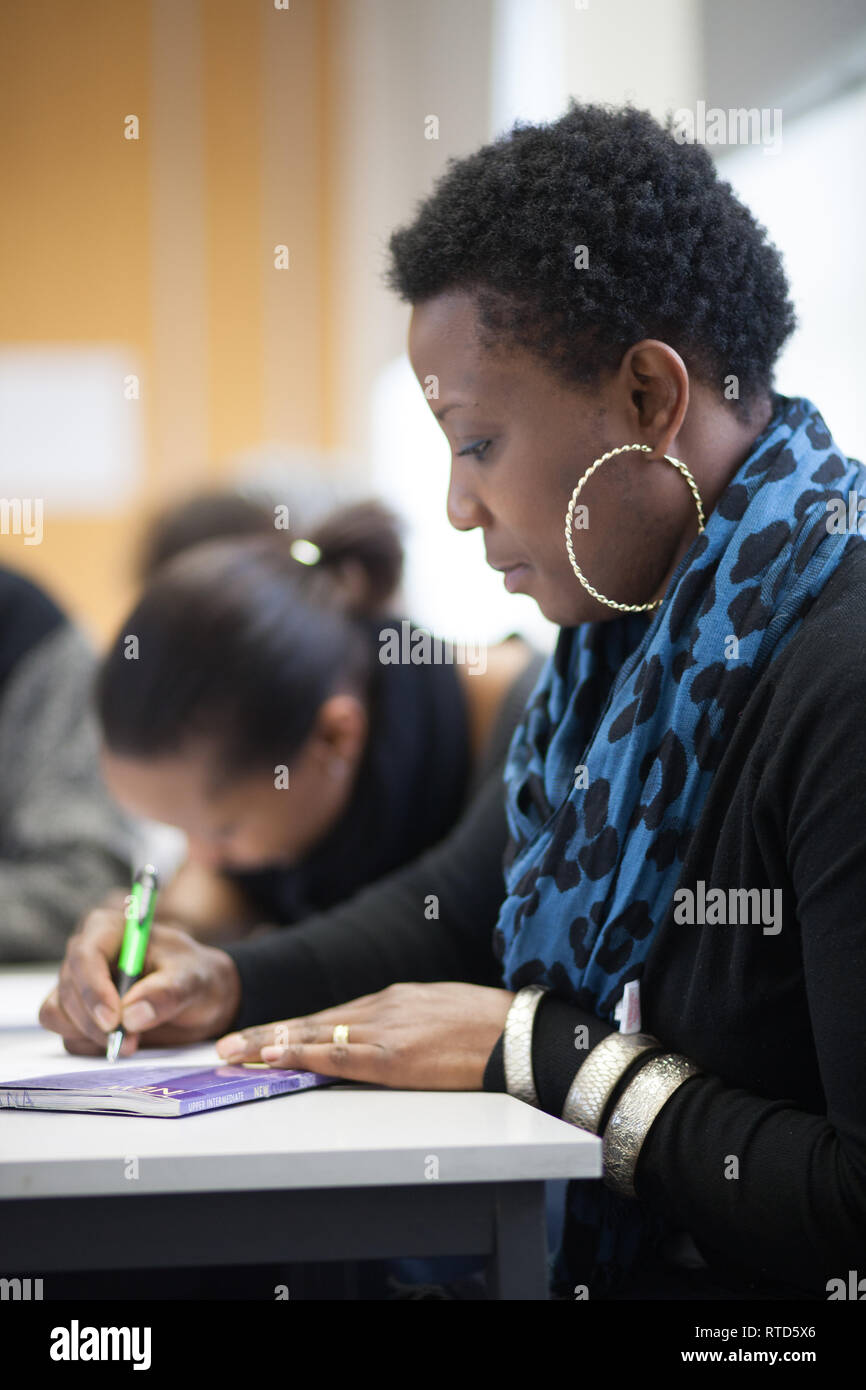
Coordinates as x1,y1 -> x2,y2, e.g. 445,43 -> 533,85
0,966 -> 600,1299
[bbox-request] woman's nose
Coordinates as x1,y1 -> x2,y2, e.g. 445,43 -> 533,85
446,465 -> 488,532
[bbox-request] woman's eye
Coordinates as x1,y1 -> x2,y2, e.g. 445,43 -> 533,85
457,439 -> 492,461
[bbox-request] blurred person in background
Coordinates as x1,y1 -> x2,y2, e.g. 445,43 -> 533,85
0,565 -> 130,960
39,490 -> 543,1299
86,497 -> 541,949
137,486 -> 280,579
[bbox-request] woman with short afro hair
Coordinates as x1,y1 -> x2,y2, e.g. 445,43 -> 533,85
376,102 -> 866,1298
40,103 -> 866,1301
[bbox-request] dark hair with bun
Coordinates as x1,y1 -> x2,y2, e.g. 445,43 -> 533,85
138,489 -> 277,580
283,500 -> 405,618
98,499 -> 404,782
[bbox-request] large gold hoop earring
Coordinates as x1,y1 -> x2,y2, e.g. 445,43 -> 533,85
564,444 -> 706,613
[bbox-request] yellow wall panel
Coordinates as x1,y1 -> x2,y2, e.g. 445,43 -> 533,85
1,0 -> 332,639
0,0 -> 152,636
202,0 -> 265,472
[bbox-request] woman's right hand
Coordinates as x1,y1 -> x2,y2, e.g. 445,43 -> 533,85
38,908 -> 243,1056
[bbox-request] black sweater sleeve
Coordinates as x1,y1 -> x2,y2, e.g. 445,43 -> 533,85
223,768 -> 508,1028
633,634 -> 866,1294
483,995 -> 615,1114
488,611 -> 866,1296
221,652 -> 546,1030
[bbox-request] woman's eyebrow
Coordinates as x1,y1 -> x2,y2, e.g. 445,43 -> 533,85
433,402 -> 464,422
433,401 -> 481,422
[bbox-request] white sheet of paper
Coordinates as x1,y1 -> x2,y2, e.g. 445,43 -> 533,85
0,1030 -> 224,1085
0,966 -> 59,1028
0,970 -> 224,1084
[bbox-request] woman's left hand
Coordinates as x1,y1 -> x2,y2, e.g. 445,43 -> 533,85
215,982 -> 516,1089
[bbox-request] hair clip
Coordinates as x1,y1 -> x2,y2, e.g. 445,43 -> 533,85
290,538 -> 322,566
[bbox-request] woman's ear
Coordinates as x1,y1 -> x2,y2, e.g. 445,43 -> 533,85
310,693 -> 369,771
624,340 -> 689,447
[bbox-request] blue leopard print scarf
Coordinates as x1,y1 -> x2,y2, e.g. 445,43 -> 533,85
494,393 -> 866,1295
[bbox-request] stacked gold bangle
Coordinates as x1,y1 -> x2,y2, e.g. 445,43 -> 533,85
503,988 -> 703,1200
562,1032 -> 663,1132
602,1053 -> 702,1198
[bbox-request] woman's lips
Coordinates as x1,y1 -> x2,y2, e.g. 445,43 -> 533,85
503,563 -> 530,593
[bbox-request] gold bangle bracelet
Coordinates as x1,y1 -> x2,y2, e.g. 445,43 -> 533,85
503,985 -> 547,1107
602,1053 -> 703,1199
561,1032 -> 663,1133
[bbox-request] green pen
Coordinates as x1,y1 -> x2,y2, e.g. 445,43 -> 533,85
106,865 -> 159,1063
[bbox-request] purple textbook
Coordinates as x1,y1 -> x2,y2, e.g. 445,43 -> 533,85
0,1063 -> 334,1117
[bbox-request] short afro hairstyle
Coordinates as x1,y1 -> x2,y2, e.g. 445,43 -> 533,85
386,103 -> 796,418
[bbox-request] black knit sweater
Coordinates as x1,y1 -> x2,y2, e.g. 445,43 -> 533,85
225,545 -> 866,1297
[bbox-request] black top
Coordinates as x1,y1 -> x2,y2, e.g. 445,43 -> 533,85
492,541 -> 866,1297
222,650 -> 544,1017
226,621 -> 473,923
224,548 -> 866,1298
0,567 -> 66,699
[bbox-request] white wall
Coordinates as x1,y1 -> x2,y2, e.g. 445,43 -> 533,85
716,82 -> 866,462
